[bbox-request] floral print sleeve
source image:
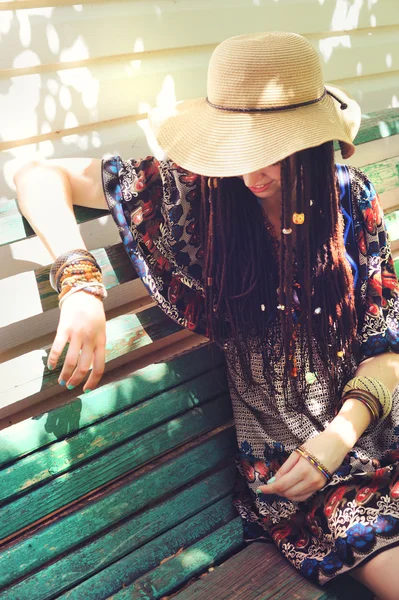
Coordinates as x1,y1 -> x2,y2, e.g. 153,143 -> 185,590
101,155 -> 207,335
349,166 -> 399,358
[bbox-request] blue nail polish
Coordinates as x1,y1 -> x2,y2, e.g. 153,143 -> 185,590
256,488 -> 262,495
267,476 -> 276,485
47,364 -> 54,371
67,384 -> 75,390
59,380 -> 66,386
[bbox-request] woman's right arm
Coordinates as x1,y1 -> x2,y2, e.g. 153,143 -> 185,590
14,158 -> 109,392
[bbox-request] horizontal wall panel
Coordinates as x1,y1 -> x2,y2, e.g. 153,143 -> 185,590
2,0 -> 399,55
2,29 -> 399,146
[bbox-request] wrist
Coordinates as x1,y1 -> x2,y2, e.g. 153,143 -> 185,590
327,396 -> 372,449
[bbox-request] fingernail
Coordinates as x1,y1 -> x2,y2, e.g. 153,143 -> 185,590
59,380 -> 66,386
267,476 -> 276,485
47,364 -> 54,371
84,389 -> 92,394
67,384 -> 75,390
256,488 -> 262,495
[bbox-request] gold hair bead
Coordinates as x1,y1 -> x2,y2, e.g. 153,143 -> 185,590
282,228 -> 293,235
337,350 -> 344,358
292,212 -> 305,225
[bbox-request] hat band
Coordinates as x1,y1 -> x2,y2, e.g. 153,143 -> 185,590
206,88 -> 347,113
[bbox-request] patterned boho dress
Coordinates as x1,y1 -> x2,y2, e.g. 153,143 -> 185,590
102,155 -> 399,586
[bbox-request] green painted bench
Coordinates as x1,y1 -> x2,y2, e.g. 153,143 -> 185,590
1,107 -> 399,599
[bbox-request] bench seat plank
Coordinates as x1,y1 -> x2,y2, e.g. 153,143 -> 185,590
109,517 -> 244,600
0,426 -> 237,591
56,499 -> 240,600
0,344 -> 224,466
0,394 -> 233,542
1,366 -> 228,504
2,467 -> 237,600
172,541 -> 373,600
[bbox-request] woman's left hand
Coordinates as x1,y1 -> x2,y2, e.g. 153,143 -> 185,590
257,431 -> 349,502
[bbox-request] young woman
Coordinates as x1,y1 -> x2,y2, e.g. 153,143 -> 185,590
14,32 -> 399,599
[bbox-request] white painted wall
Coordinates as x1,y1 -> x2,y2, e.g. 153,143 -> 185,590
1,0 -> 399,203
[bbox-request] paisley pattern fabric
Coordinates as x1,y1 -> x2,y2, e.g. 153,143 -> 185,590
102,155 -> 399,585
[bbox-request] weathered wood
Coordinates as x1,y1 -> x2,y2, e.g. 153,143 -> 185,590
1,366 -> 228,504
0,344 -> 224,466
0,305 -> 183,406
58,502 -> 241,600
2,469 -> 237,599
106,517 -> 244,600
0,427 -> 237,590
172,541 -> 373,600
173,543 -> 321,600
0,394 -> 233,541
362,155 -> 399,195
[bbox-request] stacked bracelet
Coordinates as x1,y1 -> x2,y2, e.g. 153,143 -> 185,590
337,388 -> 382,426
295,445 -> 332,482
49,249 -> 101,293
49,249 -> 107,307
343,376 -> 392,421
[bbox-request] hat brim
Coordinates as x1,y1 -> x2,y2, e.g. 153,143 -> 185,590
149,84 -> 361,177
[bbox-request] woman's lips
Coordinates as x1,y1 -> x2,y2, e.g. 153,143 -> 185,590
248,182 -> 272,193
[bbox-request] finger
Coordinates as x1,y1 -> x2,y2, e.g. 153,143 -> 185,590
275,451 -> 301,478
258,465 -> 306,495
48,330 -> 69,371
84,343 -> 106,392
67,343 -> 95,389
58,340 -> 82,386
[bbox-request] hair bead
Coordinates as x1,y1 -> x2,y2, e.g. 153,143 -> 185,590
292,212 -> 305,225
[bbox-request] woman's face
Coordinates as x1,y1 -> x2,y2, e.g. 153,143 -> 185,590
241,162 -> 282,199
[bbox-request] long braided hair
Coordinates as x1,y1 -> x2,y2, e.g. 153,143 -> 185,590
199,141 -> 360,411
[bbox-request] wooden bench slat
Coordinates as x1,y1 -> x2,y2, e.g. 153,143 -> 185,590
0,344 -> 224,467
0,395 -> 233,542
0,426 -> 237,591
107,517 -> 244,600
173,542 -> 326,600
57,501 -> 241,600
1,366 -> 228,504
362,155 -> 399,195
173,540 -> 373,600
0,204 -> 108,248
2,466 -> 236,599
352,107 -> 399,146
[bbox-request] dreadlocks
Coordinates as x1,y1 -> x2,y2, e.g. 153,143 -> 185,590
200,141 -> 360,411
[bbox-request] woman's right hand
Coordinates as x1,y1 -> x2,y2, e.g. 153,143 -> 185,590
47,291 -> 106,392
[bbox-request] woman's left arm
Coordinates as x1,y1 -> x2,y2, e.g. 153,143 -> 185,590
258,354 -> 399,502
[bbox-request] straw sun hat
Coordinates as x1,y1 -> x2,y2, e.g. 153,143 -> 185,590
150,32 -> 361,177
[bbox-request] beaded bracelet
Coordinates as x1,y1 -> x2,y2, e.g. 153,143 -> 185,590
50,249 -> 101,293
59,282 -> 107,309
295,445 -> 332,482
